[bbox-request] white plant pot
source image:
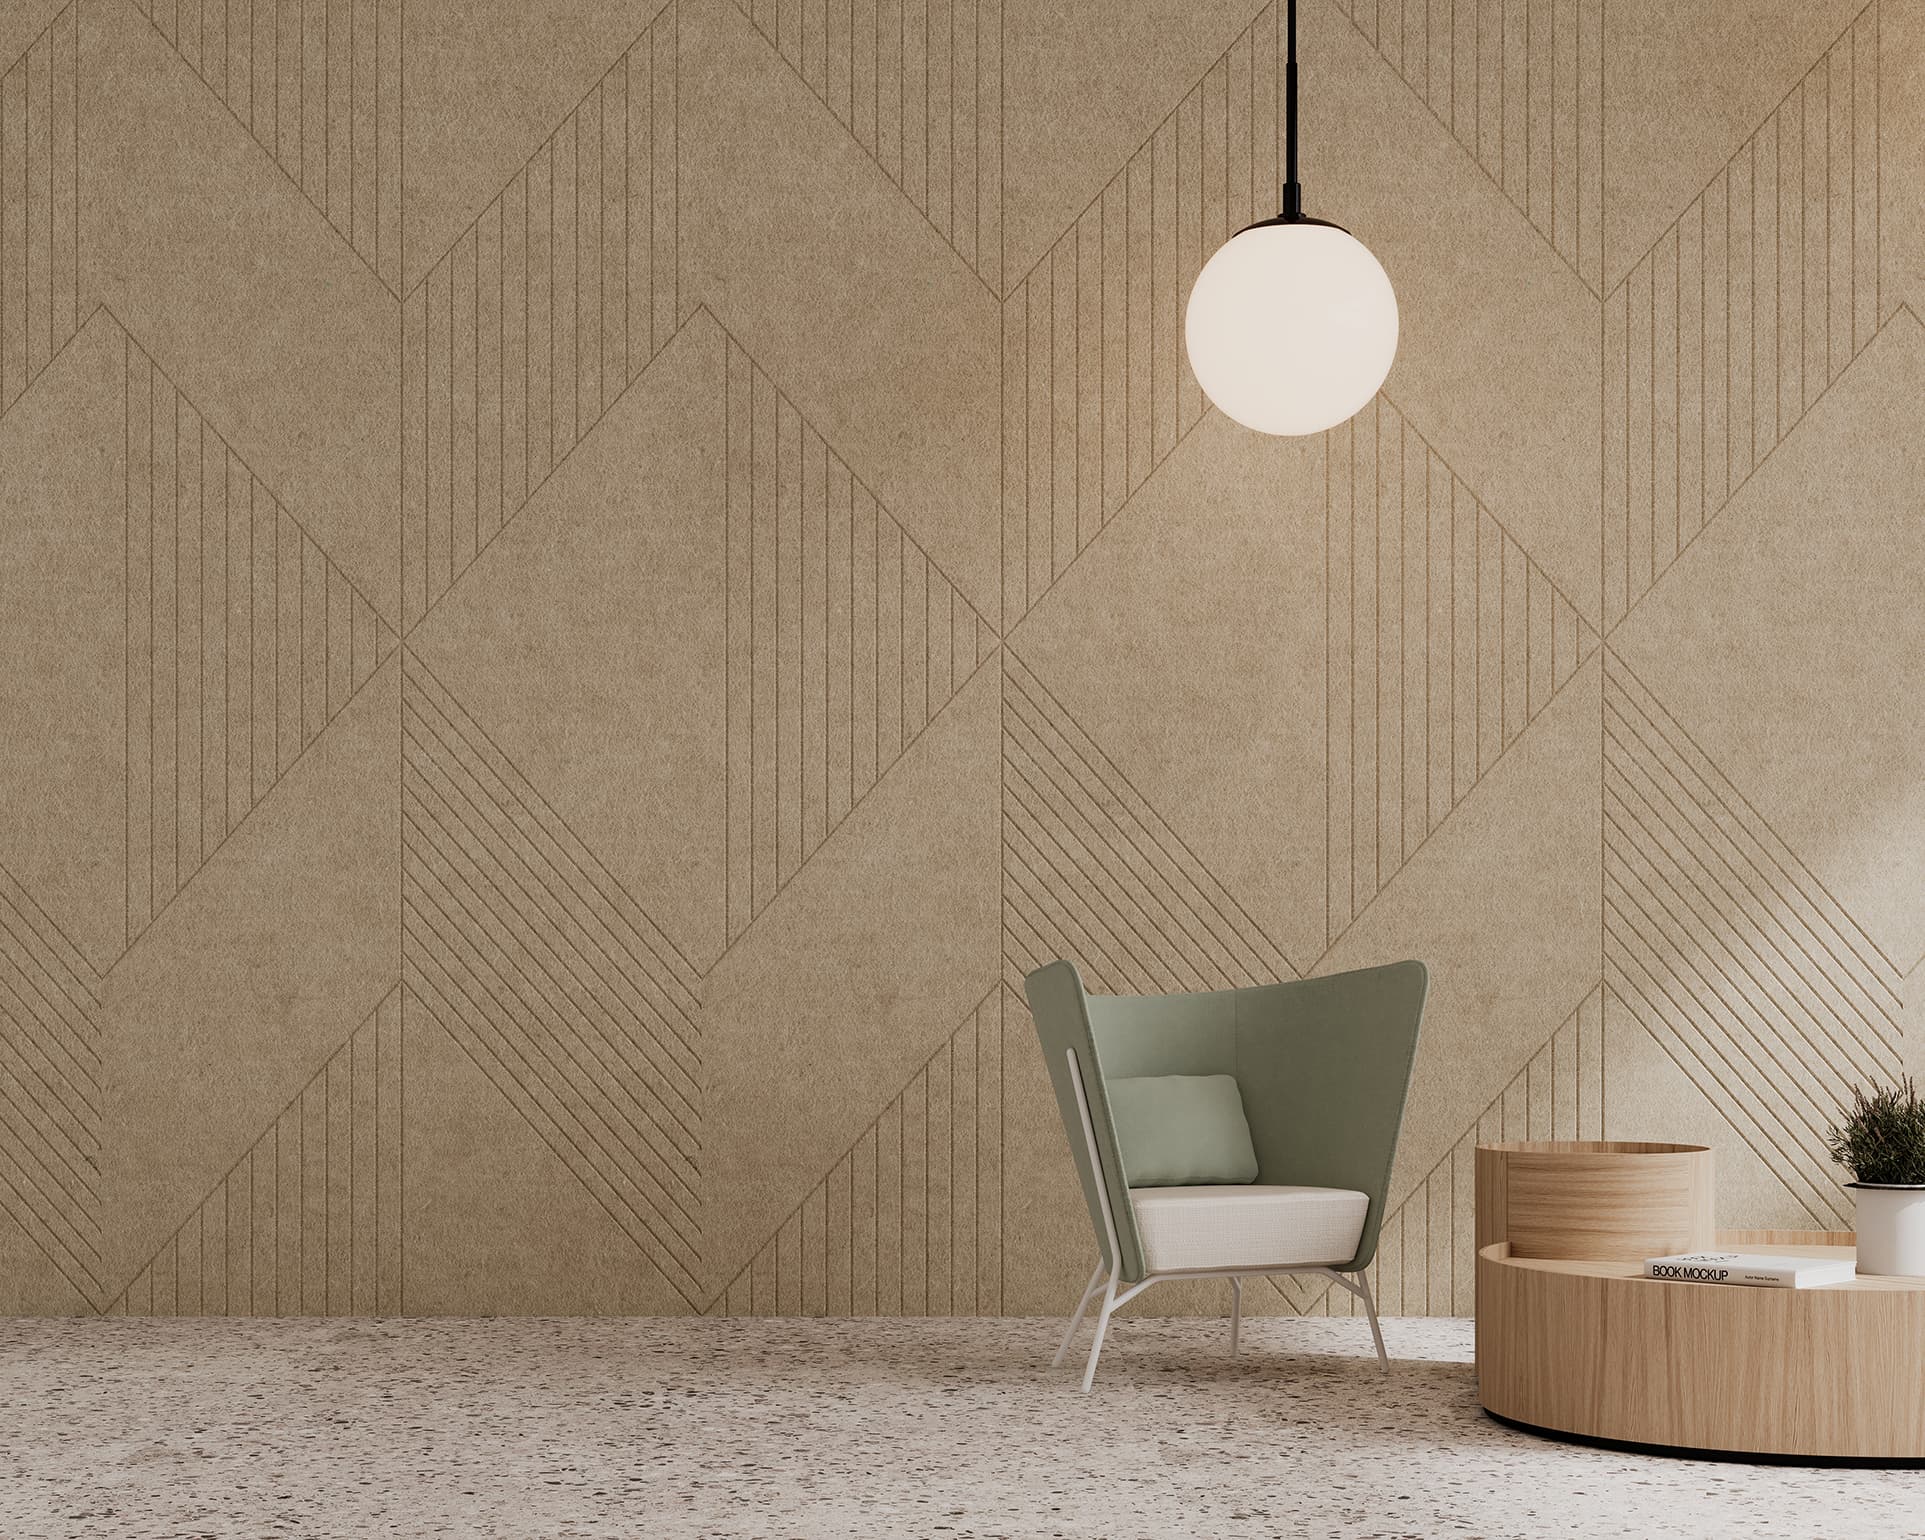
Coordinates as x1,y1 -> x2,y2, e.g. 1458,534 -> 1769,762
1850,1182 -> 1925,1277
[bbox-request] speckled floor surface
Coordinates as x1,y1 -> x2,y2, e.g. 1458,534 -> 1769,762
3,1314 -> 1922,1539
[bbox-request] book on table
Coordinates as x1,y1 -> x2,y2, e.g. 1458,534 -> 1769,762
1642,1251 -> 1856,1289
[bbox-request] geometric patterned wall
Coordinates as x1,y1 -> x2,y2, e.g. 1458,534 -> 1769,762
2,0 -> 1922,1321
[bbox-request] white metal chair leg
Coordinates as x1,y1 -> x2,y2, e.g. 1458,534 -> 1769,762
1229,1277 -> 1242,1356
1079,1276 -> 1119,1394
1355,1272 -> 1389,1372
1052,1261 -> 1109,1368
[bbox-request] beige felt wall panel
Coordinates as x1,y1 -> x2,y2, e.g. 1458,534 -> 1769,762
0,0 -> 1919,1320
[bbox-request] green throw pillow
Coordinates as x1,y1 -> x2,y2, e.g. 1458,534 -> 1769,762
1107,1074 -> 1259,1187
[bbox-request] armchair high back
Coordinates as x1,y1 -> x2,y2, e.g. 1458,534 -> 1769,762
1025,959 -> 1428,1390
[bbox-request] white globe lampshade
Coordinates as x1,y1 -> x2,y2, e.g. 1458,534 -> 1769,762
1184,221 -> 1398,436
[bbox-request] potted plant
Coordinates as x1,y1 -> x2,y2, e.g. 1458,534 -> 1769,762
1825,1077 -> 1925,1277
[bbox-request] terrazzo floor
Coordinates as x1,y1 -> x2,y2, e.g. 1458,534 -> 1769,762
4,1314 -> 1923,1539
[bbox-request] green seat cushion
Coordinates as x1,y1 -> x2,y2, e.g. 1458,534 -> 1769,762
1107,1074 -> 1259,1187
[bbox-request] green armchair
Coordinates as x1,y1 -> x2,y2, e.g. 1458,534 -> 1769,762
1023,958 -> 1428,1391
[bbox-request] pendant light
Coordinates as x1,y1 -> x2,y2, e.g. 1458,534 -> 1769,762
1184,0 -> 1397,437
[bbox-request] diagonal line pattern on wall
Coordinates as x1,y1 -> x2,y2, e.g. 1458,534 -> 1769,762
1604,987 -> 1834,1232
1336,0 -> 1602,295
709,988 -> 1003,1317
723,332 -> 996,944
399,649 -> 706,1304
999,3 -> 1281,630
122,0 -> 404,296
727,0 -> 1002,293
121,320 -> 398,953
1000,650 -> 1292,994
1602,651 -> 1901,1228
401,2 -> 680,632
1603,0 -> 1880,630
0,0 -> 1910,1331
1325,392 -> 1598,949
0,860 -> 100,1305
0,2 -> 78,419
108,987 -> 402,1316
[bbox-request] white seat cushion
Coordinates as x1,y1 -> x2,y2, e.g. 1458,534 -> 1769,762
1128,1185 -> 1369,1273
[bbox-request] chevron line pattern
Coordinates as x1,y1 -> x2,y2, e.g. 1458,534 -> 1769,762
401,3 -> 679,631
1000,649 -> 1291,995
109,987 -> 402,1316
400,649 -> 706,1303
0,861 -> 100,1305
997,4 -> 1282,630
712,988 -> 1003,1316
1602,1 -> 1880,628
1602,651 -> 1902,1228
729,0 -> 1002,291
0,0 -> 1914,1328
1336,0 -> 1602,294
126,0 -> 404,294
121,323 -> 397,950
1326,392 -> 1598,945
723,332 -> 996,942
0,3 -> 78,418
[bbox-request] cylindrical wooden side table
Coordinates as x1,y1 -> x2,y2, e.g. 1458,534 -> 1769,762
1474,1139 -> 1715,1263
1469,1142 -> 1924,1460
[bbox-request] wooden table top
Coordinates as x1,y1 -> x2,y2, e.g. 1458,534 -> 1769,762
1483,1232 -> 1925,1293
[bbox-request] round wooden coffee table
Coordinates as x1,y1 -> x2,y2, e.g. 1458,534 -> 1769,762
1478,1230 -> 1925,1461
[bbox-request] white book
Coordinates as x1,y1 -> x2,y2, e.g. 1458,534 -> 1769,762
1643,1251 -> 1856,1289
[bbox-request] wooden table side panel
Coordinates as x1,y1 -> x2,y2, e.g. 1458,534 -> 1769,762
1503,1151 -> 1715,1262
1473,1146 -> 1507,1255
1473,1143 -> 1715,1263
1478,1251 -> 1654,1444
1479,1248 -> 1925,1458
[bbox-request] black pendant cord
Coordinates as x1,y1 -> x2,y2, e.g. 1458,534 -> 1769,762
1237,0 -> 1337,234
1282,0 -> 1302,220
